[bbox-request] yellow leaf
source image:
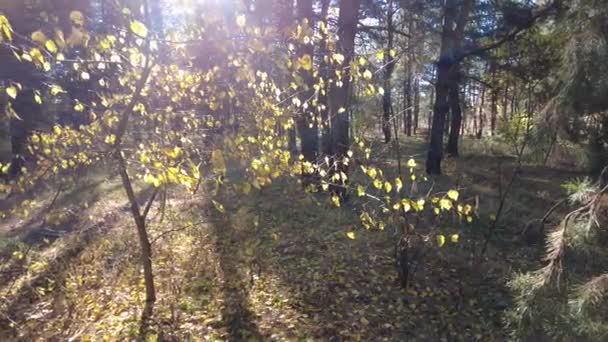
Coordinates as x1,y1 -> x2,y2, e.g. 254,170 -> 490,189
367,168 -> 377,179
357,185 -> 365,197
331,195 -> 341,207
439,198 -> 453,211
74,103 -> 85,112
70,11 -> 84,26
358,56 -> 366,66
407,158 -> 416,168
6,86 -> 17,99
298,54 -> 313,71
236,14 -> 246,28
211,149 -> 227,176
34,93 -> 42,104
50,85 -> 64,96
376,50 -> 384,61
401,200 -> 411,212
104,134 -> 116,145
0,15 -> 13,41
130,20 -> 148,38
395,177 -> 402,192
45,39 -> 58,53
447,190 -> 459,201
466,216 -> 473,223
384,181 -> 392,193
31,30 -> 47,44
362,69 -> 372,80
373,179 -> 383,189
332,53 -> 344,64
451,234 -> 459,243
389,49 -> 396,58
346,231 -> 356,240
437,234 -> 446,247
212,200 -> 225,213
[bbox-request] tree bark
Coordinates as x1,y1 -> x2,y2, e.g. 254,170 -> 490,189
413,77 -> 420,135
295,0 -> 318,163
446,79 -> 462,156
329,0 -> 361,193
490,61 -> 498,135
382,0 -> 396,143
426,0 -> 473,174
318,0 -> 332,155
477,84 -> 486,139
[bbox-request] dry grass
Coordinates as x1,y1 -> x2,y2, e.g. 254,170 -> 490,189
0,136 -> 586,341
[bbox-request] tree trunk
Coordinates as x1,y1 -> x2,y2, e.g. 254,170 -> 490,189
382,0 -> 396,143
117,154 -> 155,334
426,0 -> 472,174
502,81 -> 509,122
318,0 -> 332,156
477,85 -> 486,139
446,80 -> 462,157
413,77 -> 420,135
329,0 -> 360,193
405,70 -> 413,136
490,62 -> 498,135
295,0 -> 318,163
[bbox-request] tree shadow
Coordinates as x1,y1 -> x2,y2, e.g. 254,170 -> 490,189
0,176 -> 156,339
206,203 -> 264,341
0,209 -> 121,339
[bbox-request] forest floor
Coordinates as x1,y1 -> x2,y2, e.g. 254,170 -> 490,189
0,136 -> 585,341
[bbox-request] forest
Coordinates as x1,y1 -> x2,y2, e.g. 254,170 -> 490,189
0,0 -> 607,340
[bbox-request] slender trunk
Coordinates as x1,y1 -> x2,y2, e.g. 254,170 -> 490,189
502,80 -> 509,122
477,85 -> 486,139
413,77 -> 420,135
490,62 -> 498,136
428,82 -> 434,137
382,1 -> 395,143
446,80 -> 462,156
405,71 -> 413,136
405,18 -> 414,137
117,154 -> 155,334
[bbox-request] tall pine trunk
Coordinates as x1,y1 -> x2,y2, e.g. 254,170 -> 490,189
382,0 -> 396,143
446,79 -> 462,156
295,0 -> 318,163
413,77 -> 420,135
426,0 -> 472,174
318,0 -> 332,155
328,0 -> 361,194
